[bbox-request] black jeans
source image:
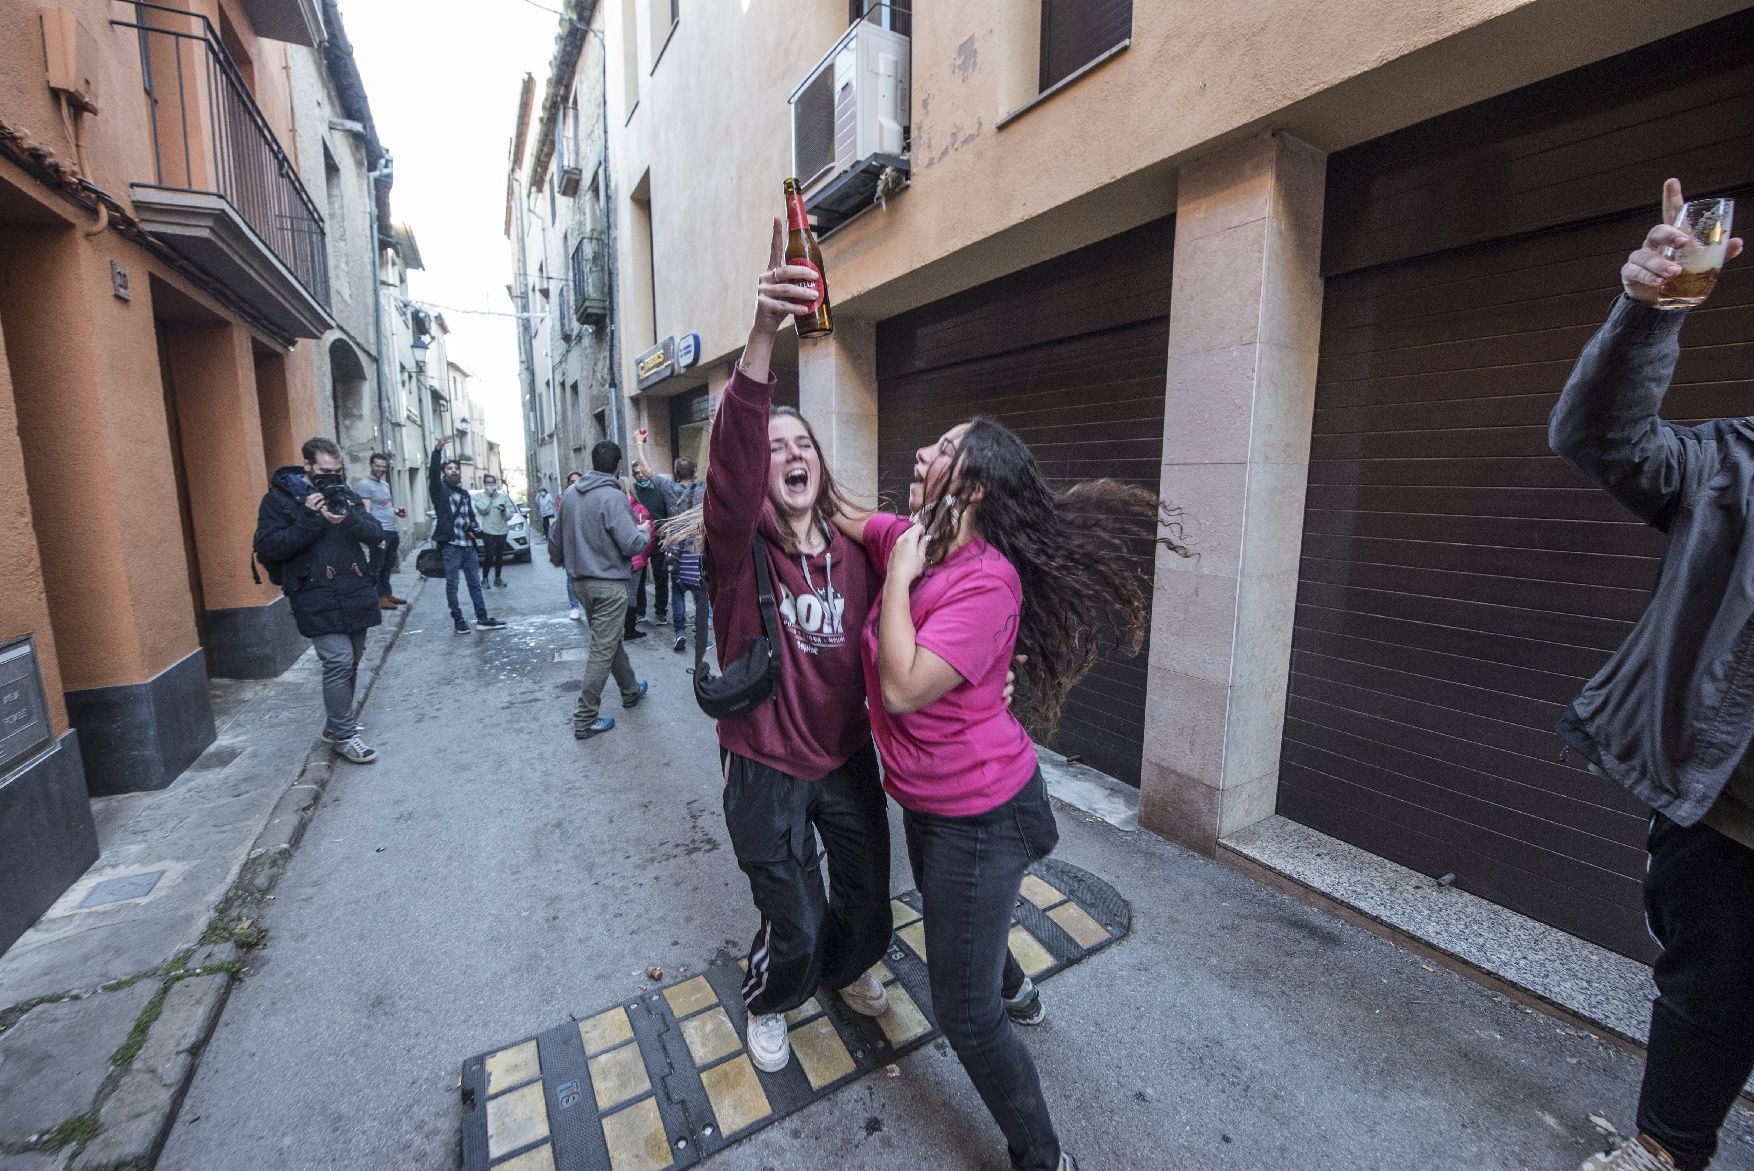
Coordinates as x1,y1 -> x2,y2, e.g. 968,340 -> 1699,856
1637,814 -> 1754,1170
904,770 -> 1061,1171
482,533 -> 510,582
723,744 -> 891,1016
638,544 -> 669,617
367,531 -> 399,598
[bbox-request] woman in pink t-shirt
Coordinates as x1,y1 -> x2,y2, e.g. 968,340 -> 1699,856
840,418 -> 1169,1171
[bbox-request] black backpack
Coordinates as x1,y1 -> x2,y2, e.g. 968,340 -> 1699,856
250,551 -> 286,588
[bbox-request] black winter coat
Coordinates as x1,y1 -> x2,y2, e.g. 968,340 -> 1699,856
255,466 -> 385,638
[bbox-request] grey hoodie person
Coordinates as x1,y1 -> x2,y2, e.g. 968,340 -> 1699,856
559,471 -> 648,581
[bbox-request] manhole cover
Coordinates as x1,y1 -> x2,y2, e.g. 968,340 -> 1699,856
79,870 -> 167,909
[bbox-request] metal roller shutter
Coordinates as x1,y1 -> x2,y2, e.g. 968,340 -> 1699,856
1284,11 -> 1754,959
876,218 -> 1172,785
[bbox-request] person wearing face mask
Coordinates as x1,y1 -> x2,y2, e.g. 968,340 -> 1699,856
428,438 -> 506,635
474,474 -> 515,588
697,218 -> 891,1075
255,437 -> 387,764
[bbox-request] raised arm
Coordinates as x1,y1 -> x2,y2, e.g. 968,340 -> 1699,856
1549,181 -> 1745,528
426,438 -> 448,507
703,217 -> 820,560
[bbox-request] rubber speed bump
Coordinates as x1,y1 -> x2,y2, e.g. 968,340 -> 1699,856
460,859 -> 1128,1170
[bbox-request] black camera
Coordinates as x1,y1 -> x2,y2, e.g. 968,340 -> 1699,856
309,473 -> 354,512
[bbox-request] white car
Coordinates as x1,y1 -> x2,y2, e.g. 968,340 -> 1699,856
421,505 -> 532,563
506,508 -> 532,563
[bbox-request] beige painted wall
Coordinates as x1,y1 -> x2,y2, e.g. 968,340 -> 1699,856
606,0 -> 1748,394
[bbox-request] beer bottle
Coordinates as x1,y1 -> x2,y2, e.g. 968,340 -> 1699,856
783,178 -> 832,339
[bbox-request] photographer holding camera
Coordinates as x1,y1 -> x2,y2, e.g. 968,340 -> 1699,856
255,437 -> 386,764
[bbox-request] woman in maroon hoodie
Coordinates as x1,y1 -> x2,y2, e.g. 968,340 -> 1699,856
701,220 -> 890,1073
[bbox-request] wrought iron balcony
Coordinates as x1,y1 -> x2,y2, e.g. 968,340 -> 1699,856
570,232 -> 609,325
115,4 -> 333,338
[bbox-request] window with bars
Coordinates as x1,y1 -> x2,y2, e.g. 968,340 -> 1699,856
1039,0 -> 1130,91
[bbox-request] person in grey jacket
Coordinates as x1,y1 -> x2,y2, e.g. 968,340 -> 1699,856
560,440 -> 651,739
1550,179 -> 1746,1171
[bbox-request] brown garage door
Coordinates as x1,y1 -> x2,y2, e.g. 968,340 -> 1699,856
1282,12 -> 1754,959
876,218 -> 1172,785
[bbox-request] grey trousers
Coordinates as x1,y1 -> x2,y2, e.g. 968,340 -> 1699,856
575,577 -> 639,724
312,629 -> 367,739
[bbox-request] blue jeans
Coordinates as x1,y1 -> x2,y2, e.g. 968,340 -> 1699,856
904,770 -> 1061,1171
442,543 -> 488,622
566,578 -> 582,611
671,577 -> 709,656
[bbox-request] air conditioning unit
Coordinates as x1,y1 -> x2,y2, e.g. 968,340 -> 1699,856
558,164 -> 582,197
790,21 -> 909,205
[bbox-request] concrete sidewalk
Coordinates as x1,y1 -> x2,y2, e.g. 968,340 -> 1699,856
0,570 -> 422,1170
153,552 -> 1753,1170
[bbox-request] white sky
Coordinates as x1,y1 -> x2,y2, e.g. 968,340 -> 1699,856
340,0 -> 566,473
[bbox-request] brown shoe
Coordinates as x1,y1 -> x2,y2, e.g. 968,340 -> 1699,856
378,596 -> 398,610
387,595 -> 408,605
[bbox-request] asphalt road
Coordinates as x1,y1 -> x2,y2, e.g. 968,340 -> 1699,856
160,550 -> 1754,1170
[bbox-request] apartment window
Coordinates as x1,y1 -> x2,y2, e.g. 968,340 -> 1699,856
323,147 -> 349,302
647,0 -> 679,74
1039,0 -> 1131,91
584,167 -> 604,234
850,0 -> 909,36
593,409 -> 608,445
629,172 -> 657,349
620,0 -> 639,115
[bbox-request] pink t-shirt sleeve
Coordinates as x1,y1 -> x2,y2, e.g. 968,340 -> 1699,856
863,512 -> 911,578
914,570 -> 1018,689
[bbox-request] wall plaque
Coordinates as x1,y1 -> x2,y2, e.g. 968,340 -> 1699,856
0,637 -> 52,779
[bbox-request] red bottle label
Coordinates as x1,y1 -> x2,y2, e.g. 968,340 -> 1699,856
785,190 -> 826,314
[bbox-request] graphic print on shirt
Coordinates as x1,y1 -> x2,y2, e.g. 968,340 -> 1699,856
778,556 -> 847,655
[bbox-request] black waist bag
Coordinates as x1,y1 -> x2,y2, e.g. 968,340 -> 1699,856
693,543 -> 781,719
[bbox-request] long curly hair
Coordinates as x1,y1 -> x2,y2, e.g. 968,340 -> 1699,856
916,417 -> 1191,734
657,405 -> 855,560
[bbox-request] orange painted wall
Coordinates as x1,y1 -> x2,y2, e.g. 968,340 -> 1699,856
0,220 -> 175,687
160,317 -> 281,611
0,306 -> 68,734
0,2 -> 320,234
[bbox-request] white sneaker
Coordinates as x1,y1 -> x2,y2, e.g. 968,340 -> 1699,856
1581,1136 -> 1678,1171
838,971 -> 888,1017
745,1011 -> 790,1073
568,607 -> 582,621
334,735 -> 378,764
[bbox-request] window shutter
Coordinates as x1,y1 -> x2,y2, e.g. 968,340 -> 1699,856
1039,0 -> 1131,91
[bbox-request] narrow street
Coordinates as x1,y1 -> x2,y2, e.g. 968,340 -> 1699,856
155,553 -> 1754,1170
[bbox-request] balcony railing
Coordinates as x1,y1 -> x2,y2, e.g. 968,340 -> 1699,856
116,4 -> 330,309
569,232 -> 609,324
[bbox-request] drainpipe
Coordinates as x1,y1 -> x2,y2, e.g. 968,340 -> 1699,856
365,157 -> 392,458
335,117 -> 393,459
597,33 -> 625,453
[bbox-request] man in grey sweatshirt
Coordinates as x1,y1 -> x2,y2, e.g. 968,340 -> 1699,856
561,440 -> 651,738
